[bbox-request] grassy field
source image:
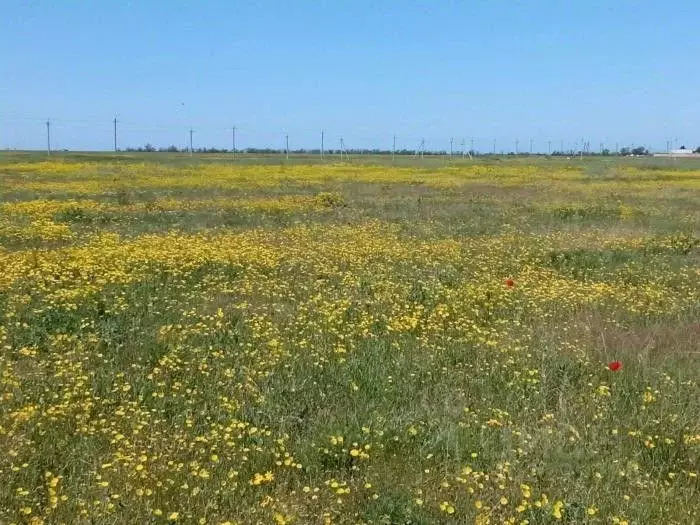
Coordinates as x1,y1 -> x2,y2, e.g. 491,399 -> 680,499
0,153 -> 698,524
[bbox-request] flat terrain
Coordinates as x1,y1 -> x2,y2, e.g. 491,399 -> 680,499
0,153 -> 698,524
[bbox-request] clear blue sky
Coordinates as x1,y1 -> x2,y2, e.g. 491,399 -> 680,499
1,1 -> 698,152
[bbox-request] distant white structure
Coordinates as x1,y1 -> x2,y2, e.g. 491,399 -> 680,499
671,148 -> 697,156
654,148 -> 700,158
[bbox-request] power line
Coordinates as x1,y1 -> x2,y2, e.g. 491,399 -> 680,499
0,113 -> 670,156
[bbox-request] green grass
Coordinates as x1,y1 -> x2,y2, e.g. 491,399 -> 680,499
0,153 -> 698,524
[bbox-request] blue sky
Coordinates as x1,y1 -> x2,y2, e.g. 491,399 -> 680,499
1,1 -> 698,152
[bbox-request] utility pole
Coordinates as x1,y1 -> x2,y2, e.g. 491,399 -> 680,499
450,137 -> 453,158
548,140 -> 552,155
493,138 -> 496,155
232,127 -> 236,159
420,138 -> 425,160
339,137 -> 344,161
285,134 -> 289,160
461,139 -> 466,158
321,130 -> 324,160
46,120 -> 51,155
470,138 -> 474,157
515,139 -> 519,155
189,128 -> 193,156
113,117 -> 118,152
392,134 -> 396,162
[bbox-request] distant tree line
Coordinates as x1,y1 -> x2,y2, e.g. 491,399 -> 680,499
123,143 -> 700,155
619,147 -> 649,156
125,144 -> 230,153
124,145 -> 455,155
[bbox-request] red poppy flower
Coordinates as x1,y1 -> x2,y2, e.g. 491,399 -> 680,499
504,278 -> 515,288
608,361 -> 622,371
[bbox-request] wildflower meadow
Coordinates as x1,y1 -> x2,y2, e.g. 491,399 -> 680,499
0,154 -> 698,524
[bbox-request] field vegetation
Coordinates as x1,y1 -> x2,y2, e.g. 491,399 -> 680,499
0,153 -> 698,524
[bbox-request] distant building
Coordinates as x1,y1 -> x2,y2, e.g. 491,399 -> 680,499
671,148 -> 697,156
654,147 -> 700,158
